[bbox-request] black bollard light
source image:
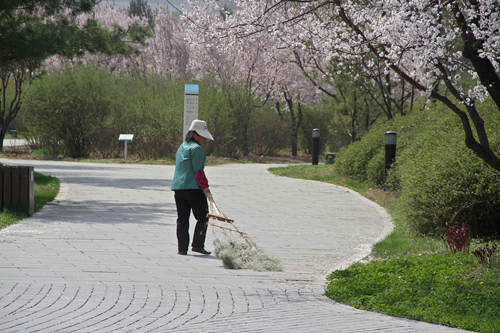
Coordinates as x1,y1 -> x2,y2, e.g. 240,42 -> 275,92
312,128 -> 320,165
384,131 -> 397,189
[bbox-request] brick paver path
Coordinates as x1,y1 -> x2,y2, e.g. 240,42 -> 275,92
0,160 -> 470,332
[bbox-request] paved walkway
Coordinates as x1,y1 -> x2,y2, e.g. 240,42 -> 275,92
0,159 -> 471,332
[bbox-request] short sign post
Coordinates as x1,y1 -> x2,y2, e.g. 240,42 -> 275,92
21,166 -> 35,215
119,134 -> 134,159
184,84 -> 199,140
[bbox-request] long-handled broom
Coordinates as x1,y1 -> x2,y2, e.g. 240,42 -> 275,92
206,193 -> 282,271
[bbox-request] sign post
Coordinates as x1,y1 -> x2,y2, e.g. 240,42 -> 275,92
184,84 -> 199,140
119,134 -> 134,159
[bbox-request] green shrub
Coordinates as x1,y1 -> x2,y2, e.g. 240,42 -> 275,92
248,106 -> 288,156
334,125 -> 386,182
334,99 -> 500,237
366,150 -> 385,186
21,65 -> 121,158
198,80 -> 288,157
389,101 -> 500,237
334,105 -> 436,185
19,66 -> 297,159
299,105 -> 334,154
118,75 -> 185,159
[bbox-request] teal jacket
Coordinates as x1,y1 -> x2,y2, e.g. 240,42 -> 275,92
171,141 -> 206,190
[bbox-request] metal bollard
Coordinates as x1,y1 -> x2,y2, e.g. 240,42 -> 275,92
384,131 -> 397,189
312,129 -> 320,165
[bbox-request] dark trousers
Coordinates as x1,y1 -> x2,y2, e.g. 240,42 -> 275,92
174,190 -> 209,252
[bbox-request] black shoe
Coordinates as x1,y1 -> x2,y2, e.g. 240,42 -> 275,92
178,251 -> 187,255
192,247 -> 211,255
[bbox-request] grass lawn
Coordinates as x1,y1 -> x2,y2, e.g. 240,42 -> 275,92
0,172 -> 60,230
269,164 -> 500,333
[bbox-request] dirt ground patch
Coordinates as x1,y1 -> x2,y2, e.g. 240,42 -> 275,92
209,153 -> 314,165
0,145 -> 313,165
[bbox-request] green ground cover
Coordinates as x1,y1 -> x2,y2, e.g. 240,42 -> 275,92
326,253 -> 499,332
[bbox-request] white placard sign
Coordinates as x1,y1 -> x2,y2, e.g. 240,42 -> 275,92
119,134 -> 134,141
184,84 -> 199,140
118,134 -> 134,158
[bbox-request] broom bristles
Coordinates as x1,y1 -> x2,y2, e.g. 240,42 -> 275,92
206,193 -> 282,271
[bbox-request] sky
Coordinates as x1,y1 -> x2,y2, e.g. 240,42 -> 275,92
107,0 -> 186,13
108,0 -> 235,13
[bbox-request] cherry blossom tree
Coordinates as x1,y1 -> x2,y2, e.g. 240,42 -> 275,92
182,1 -> 278,155
272,53 -> 325,155
182,0 -> 329,156
218,0 -> 500,171
133,5 -> 189,79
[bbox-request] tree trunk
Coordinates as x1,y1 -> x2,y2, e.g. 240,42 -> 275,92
454,3 -> 500,112
242,122 -> 249,157
350,91 -> 358,143
284,92 -> 302,157
286,97 -> 297,156
0,70 -> 26,153
0,100 -> 14,154
0,128 -> 5,153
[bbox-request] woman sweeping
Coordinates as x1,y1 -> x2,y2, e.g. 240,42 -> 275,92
171,119 -> 214,255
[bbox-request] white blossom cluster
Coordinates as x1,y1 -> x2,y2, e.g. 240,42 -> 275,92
184,0 -> 499,107
34,0 -> 500,170
43,0 -> 500,111
182,0 -> 329,106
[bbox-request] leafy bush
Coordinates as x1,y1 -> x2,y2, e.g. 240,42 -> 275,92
248,106 -> 288,156
366,150 -> 385,186
298,105 -> 334,154
199,80 -> 288,157
197,81 -> 240,157
19,65 -> 300,159
389,101 -> 500,236
21,65 -> 121,158
118,75 -> 185,159
334,125 -> 386,182
334,99 -> 500,237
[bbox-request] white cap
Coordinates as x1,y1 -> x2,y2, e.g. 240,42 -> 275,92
189,119 -> 214,140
